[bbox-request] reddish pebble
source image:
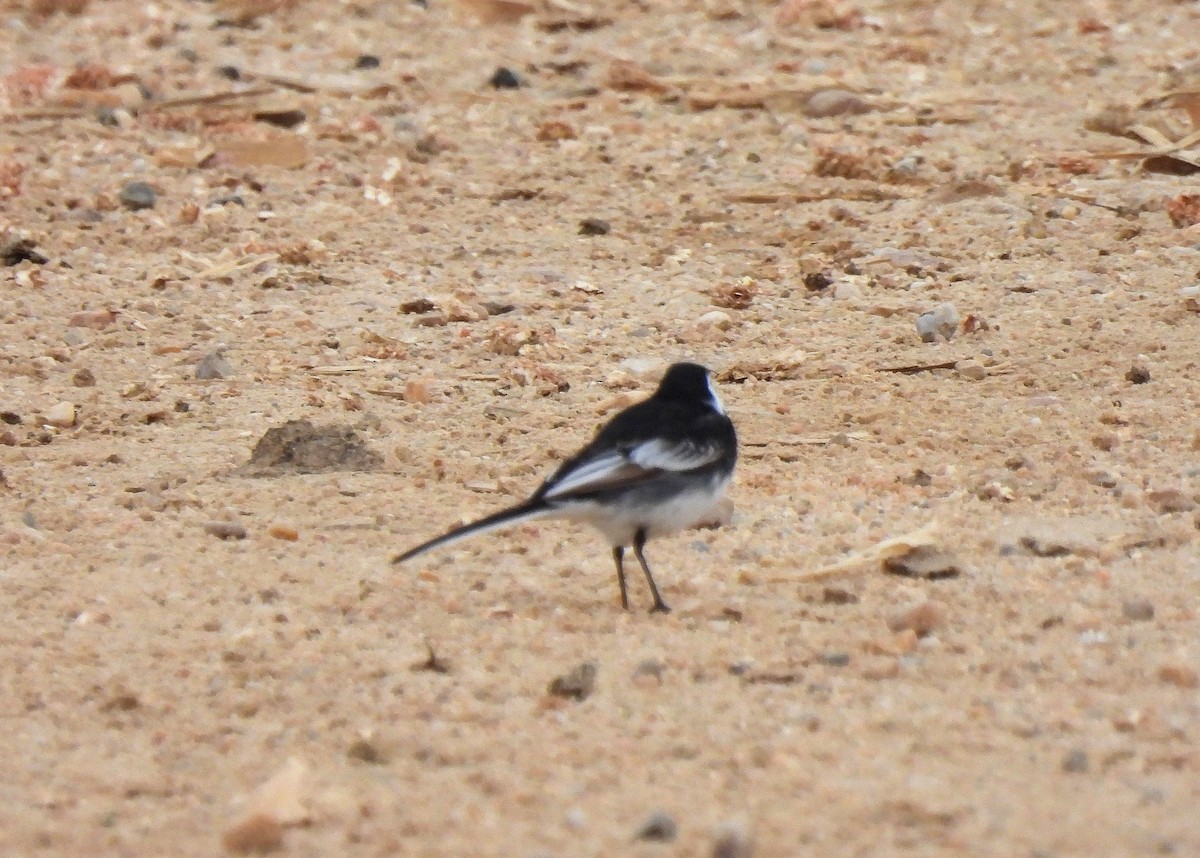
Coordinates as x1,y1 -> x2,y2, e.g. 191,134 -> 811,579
1158,663 -> 1199,689
268,524 -> 299,541
222,813 -> 283,854
68,309 -> 118,329
404,380 -> 432,404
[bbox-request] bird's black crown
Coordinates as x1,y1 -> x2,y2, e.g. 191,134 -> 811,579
655,362 -> 713,402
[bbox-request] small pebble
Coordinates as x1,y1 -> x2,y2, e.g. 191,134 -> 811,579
119,181 -> 157,211
887,599 -> 946,637
915,303 -> 959,342
711,821 -> 754,858
1158,662 -> 1199,688
905,468 -> 934,486
890,155 -> 922,179
548,661 -> 596,701
1061,747 -> 1089,774
346,738 -> 387,764
578,217 -> 611,236
1086,470 -> 1118,488
696,310 -> 733,330
631,658 -> 666,686
68,308 -> 118,329
955,359 -> 987,380
404,380 -> 433,404
196,350 -> 234,380
222,813 -> 284,854
489,66 -> 521,89
0,411 -> 20,425
635,811 -> 678,842
832,280 -> 861,300
818,651 -> 851,667
803,87 -> 869,118
216,65 -> 241,81
204,520 -> 248,541
1121,599 -> 1154,622
44,402 -> 76,428
399,298 -> 437,315
268,523 -> 299,541
354,54 -> 381,70
822,587 -> 858,605
72,368 -> 96,387
1146,488 -> 1196,514
1091,432 -> 1118,452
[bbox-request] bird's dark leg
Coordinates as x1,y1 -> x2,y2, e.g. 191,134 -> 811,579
633,529 -> 670,614
612,546 -> 630,611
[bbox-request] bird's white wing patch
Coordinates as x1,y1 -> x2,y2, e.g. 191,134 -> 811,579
627,438 -> 721,471
543,438 -> 720,500
542,451 -> 636,499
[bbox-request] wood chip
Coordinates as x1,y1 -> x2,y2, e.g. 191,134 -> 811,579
767,523 -> 945,583
208,134 -> 308,169
605,59 -> 669,94
452,0 -> 535,24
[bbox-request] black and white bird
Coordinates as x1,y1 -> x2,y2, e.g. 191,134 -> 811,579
392,362 -> 738,613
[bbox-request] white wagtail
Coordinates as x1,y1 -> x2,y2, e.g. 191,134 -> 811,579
392,362 -> 738,613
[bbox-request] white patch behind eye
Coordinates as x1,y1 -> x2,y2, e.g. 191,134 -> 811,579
706,375 -> 726,415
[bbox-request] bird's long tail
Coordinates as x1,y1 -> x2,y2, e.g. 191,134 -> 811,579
391,499 -> 553,564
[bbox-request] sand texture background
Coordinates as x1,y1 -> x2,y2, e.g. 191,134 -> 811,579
2,0 -> 1200,854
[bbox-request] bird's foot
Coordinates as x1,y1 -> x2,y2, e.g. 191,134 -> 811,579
649,601 -> 672,615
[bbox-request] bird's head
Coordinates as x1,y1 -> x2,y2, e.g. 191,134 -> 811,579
656,362 -> 725,414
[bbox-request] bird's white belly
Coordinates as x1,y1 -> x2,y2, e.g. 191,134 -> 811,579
570,475 -> 732,547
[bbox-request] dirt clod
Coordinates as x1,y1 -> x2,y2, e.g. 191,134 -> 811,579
242,420 -> 382,475
1,239 -> 48,266
203,520 -> 247,540
578,217 -> 610,236
635,811 -> 678,842
548,661 -> 596,701
1061,748 -> 1089,774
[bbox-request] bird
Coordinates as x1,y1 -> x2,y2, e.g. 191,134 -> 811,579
392,362 -> 738,613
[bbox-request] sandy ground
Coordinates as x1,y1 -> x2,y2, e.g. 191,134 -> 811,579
3,0 -> 1200,855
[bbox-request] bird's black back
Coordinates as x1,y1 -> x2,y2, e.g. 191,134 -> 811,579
534,366 -> 737,503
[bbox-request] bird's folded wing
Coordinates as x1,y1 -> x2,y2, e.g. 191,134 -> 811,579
627,437 -> 723,471
542,439 -> 722,500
